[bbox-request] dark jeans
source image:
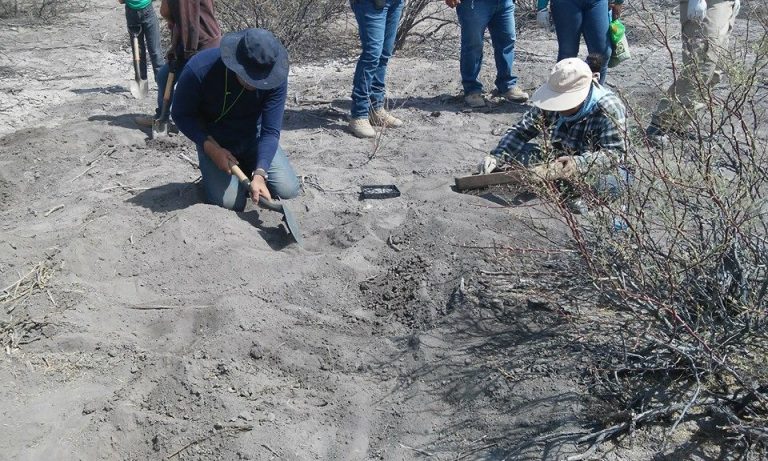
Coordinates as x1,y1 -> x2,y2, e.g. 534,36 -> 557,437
125,4 -> 164,82
350,0 -> 404,119
456,0 -> 519,95
550,0 -> 611,84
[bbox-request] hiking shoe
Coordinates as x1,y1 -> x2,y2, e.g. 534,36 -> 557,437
501,86 -> 529,103
464,92 -> 486,108
566,198 -> 589,215
134,115 -> 155,127
349,118 -> 376,138
369,108 -> 403,128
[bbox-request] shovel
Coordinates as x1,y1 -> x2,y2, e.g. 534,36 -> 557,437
151,70 -> 175,139
129,30 -> 149,99
231,165 -> 303,247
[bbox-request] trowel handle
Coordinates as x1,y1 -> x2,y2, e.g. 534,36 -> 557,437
230,164 -> 249,184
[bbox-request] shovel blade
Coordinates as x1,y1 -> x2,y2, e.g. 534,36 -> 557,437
130,79 -> 149,99
151,120 -> 169,139
281,205 -> 303,247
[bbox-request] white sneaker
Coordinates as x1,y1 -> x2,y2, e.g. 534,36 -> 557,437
501,86 -> 529,103
369,108 -> 403,128
464,92 -> 486,108
349,118 -> 376,138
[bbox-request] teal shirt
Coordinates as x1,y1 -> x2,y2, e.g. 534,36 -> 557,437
125,0 -> 151,10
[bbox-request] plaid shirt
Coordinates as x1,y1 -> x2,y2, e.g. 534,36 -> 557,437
491,91 -> 627,175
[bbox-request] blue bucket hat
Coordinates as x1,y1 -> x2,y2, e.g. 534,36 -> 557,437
220,28 -> 289,90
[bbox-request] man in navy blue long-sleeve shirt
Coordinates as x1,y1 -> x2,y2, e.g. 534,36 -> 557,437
172,28 -> 300,211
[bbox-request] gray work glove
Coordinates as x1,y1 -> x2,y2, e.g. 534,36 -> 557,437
478,155 -> 498,175
687,0 -> 707,21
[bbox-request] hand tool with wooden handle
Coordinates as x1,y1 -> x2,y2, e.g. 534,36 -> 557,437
129,30 -> 149,99
151,70 -> 175,138
231,164 -> 303,247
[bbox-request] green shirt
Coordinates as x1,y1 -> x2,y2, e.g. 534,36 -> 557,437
125,0 -> 151,10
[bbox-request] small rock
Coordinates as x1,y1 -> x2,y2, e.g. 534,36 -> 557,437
82,402 -> 98,415
213,422 -> 224,430
430,111 -> 441,117
249,345 -> 264,360
527,298 -> 550,310
267,412 -> 276,422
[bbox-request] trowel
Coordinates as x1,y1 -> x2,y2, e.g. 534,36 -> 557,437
231,165 -> 303,247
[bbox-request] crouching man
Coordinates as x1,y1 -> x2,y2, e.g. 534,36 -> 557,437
172,28 -> 300,211
479,58 -> 628,213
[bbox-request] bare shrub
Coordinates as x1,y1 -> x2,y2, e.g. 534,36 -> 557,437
526,3 -> 768,457
0,0 -> 73,19
215,0 -> 346,51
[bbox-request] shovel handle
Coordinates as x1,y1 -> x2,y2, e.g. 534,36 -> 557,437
130,34 -> 142,80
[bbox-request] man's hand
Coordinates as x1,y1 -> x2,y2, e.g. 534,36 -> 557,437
477,155 -> 498,175
687,0 -> 707,21
530,156 -> 578,181
554,156 -> 578,179
249,175 -> 272,204
204,138 -> 238,173
609,2 -> 623,19
445,0 -> 460,8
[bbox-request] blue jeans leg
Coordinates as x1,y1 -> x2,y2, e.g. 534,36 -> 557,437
197,143 -> 300,212
350,0 -> 403,119
456,0 -> 493,95
488,0 -> 518,93
551,0 -> 610,83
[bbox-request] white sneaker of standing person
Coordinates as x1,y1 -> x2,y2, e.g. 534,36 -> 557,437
349,118 -> 376,138
369,107 -> 403,128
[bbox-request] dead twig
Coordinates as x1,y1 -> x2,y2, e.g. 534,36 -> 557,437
166,425 -> 252,459
43,204 -> 64,217
398,443 -> 434,457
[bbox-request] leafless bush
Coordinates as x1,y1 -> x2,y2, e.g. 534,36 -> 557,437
529,4 -> 768,458
0,0 -> 72,19
216,0 -> 346,51
394,0 -> 453,51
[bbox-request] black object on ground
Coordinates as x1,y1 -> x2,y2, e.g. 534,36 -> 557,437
360,185 -> 401,200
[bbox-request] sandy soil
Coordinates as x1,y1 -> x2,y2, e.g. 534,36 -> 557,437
0,1 -> 758,460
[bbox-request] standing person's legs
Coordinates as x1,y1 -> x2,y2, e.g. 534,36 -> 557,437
651,0 -> 736,130
551,0 -> 583,62
487,0 -> 518,93
350,0 -> 387,119
139,5 -> 164,81
456,0 -> 493,96
581,0 -> 611,83
369,0 -> 404,111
